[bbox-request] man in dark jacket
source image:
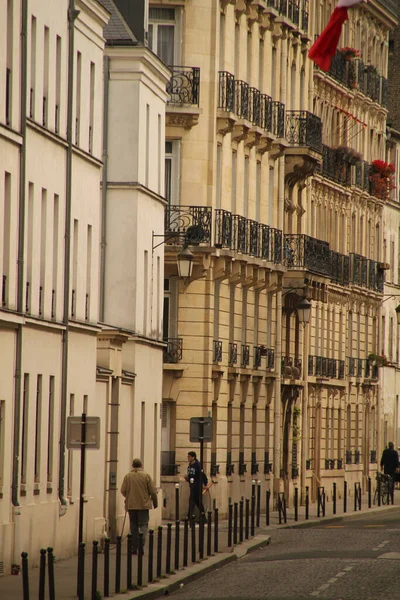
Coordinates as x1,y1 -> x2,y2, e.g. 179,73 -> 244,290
380,442 -> 399,502
184,451 -> 205,519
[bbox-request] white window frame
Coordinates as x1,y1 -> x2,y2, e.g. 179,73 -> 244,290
165,140 -> 180,205
149,6 -> 182,66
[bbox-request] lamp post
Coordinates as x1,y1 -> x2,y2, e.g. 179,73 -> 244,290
177,246 -> 194,280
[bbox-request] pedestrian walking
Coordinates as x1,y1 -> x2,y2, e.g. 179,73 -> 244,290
380,442 -> 399,502
184,451 -> 206,520
121,458 -> 158,554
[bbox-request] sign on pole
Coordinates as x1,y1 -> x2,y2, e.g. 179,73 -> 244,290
190,417 -> 213,442
67,416 -> 101,449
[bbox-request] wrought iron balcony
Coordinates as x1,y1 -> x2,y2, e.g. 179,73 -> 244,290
228,342 -> 238,366
241,344 -> 250,367
306,459 -> 312,470
211,452 -> 220,477
348,356 -> 364,377
239,451 -> 247,476
330,251 -> 350,286
349,254 -> 384,292
281,356 -> 302,378
283,234 -> 331,277
251,452 -> 259,475
226,451 -> 235,476
286,111 -> 322,153
213,340 -> 222,363
161,451 -> 180,476
235,79 -> 250,120
264,452 -> 273,475
324,459 -> 335,470
345,450 -> 352,465
320,145 -> 351,187
254,346 -> 262,368
337,458 -> 343,469
301,0 -> 309,33
165,205 -> 212,245
328,50 -> 349,87
249,87 -> 262,127
218,71 -> 235,112
308,356 -> 345,379
260,93 -> 273,132
166,66 -> 200,105
365,359 -> 379,380
354,450 -> 361,464
259,346 -> 275,369
163,338 -> 183,364
354,160 -> 371,192
272,101 -> 285,138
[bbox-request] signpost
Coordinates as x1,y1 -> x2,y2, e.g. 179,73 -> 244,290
189,417 -> 213,512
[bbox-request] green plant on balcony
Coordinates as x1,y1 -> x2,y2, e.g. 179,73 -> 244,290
368,353 -> 388,367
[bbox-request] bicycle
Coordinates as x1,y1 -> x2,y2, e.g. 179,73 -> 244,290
373,472 -> 393,505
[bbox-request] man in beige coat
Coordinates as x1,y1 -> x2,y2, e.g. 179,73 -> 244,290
121,458 -> 158,554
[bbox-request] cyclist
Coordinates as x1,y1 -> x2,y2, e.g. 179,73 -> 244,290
380,441 -> 399,503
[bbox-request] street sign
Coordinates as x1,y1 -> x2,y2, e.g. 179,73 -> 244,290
190,417 -> 213,442
66,416 -> 101,449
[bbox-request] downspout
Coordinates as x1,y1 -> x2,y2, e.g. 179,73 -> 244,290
12,0 -> 28,565
100,55 -> 109,323
59,0 -> 79,512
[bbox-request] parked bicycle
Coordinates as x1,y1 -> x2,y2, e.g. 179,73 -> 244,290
373,472 -> 393,505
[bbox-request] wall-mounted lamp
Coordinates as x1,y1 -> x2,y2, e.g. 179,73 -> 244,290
177,245 -> 194,279
296,297 -> 312,325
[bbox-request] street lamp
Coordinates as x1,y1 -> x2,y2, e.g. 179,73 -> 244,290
396,304 -> 400,326
296,297 -> 312,325
177,245 -> 194,279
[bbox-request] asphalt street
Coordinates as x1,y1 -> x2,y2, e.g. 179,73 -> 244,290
169,509 -> 400,600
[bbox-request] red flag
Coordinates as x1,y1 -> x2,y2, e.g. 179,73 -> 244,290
308,1 -> 366,72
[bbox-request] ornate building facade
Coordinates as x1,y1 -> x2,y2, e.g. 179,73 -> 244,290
156,0 -> 399,517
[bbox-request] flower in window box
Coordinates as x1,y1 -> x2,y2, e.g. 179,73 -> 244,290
340,46 -> 360,60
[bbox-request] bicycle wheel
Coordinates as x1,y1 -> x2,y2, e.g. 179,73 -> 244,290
381,489 -> 388,505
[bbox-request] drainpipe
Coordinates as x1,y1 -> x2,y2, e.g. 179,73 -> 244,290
11,0 -> 28,565
58,0 -> 79,513
100,55 -> 109,323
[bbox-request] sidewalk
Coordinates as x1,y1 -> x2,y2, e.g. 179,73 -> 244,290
2,490 -> 400,600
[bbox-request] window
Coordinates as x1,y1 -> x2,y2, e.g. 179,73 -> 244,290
30,16 -> 37,119
6,0 -> 13,126
21,374 -> 29,484
47,376 -> 54,482
67,394 -> 74,497
43,27 -> 49,127
75,51 -> 81,145
149,7 -> 180,65
216,144 -> 222,209
89,62 -> 95,153
34,375 -> 42,483
231,151 -> 237,214
165,140 -> 180,205
3,173 -> 11,307
163,277 -> 178,341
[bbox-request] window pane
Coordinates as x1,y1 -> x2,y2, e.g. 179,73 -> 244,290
165,157 -> 172,204
158,25 -> 174,65
149,7 -> 175,21
148,24 -> 154,52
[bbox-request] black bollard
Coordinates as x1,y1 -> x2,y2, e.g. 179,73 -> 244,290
39,548 -> 46,600
256,482 -> 261,528
104,538 -> 110,598
294,487 -> 298,522
333,482 -> 337,515
305,486 -> 309,520
233,502 -> 238,545
183,518 -> 189,567
21,552 -> 29,600
47,548 -> 55,600
115,536 -> 121,594
166,523 -> 172,574
322,488 -> 326,517
137,533 -> 144,587
358,482 -> 362,510
126,535 -> 132,591
199,513 -> 205,560
191,516 -> 196,563
245,498 -> 250,539
317,487 -> 322,517
214,508 -> 219,554
77,543 -> 85,600
91,541 -> 98,600
266,490 -> 270,526
148,529 -> 154,583
228,503 -> 233,547
251,489 -> 256,536
207,511 -> 212,556
157,526 -> 163,579
239,499 -> 244,542
174,521 -> 180,571
344,480 -> 347,513
368,477 -> 372,508
278,494 -> 282,524
175,483 -> 180,521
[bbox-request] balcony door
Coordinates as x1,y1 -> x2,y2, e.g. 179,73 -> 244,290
149,7 -> 181,66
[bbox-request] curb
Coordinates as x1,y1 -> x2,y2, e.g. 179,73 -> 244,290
117,535 -> 271,600
273,503 -> 400,529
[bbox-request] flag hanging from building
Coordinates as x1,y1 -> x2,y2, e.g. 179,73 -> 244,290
308,0 -> 366,72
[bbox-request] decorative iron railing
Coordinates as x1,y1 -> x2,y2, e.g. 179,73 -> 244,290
241,344 -> 250,367
345,450 -> 352,465
165,205 -> 212,245
330,251 -> 350,286
249,87 -> 261,127
166,66 -> 200,105
308,356 -> 345,379
235,79 -> 250,120
254,346 -> 262,368
301,0 -> 309,33
281,356 -> 302,378
262,347 -> 275,369
238,451 -> 247,476
226,451 -> 235,476
228,342 -> 238,366
365,359 -> 379,379
161,451 -> 179,476
163,338 -> 183,364
6,68 -> 11,126
328,50 -> 349,86
218,71 -> 235,112
349,254 -> 383,292
283,234 -> 331,276
320,145 -> 351,187
251,452 -> 259,475
210,452 -> 220,477
286,110 -> 322,153
260,93 -> 273,132
264,451 -> 273,475
213,340 -> 222,363
354,160 -> 371,192
272,101 -> 285,137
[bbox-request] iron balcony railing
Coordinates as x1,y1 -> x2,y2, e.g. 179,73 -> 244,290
320,145 -> 351,187
272,101 -> 285,137
165,205 -> 212,245
6,68 -> 11,126
308,356 -> 345,379
210,452 -> 220,477
161,451 -> 179,476
241,344 -> 250,367
228,342 -> 238,366
163,338 -> 183,364
345,450 -> 352,465
226,451 -> 235,476
260,93 -> 273,132
301,0 -> 309,33
283,234 -> 331,277
328,50 -> 349,87
214,210 -> 283,263
254,346 -> 262,368
281,356 -> 302,378
213,340 -> 222,363
264,451 -> 272,475
354,160 -> 371,192
166,66 -> 200,106
235,79 -> 250,120
238,451 -> 247,476
330,251 -> 350,286
218,71 -> 235,112
350,254 -> 384,292
286,110 -> 322,153
365,359 -> 379,380
348,357 -> 364,378
263,347 -> 275,369
251,451 -> 259,475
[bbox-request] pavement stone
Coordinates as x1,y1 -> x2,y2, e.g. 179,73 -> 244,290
1,489 -> 400,600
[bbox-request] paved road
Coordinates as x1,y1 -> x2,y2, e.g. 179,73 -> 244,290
170,509 -> 400,600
